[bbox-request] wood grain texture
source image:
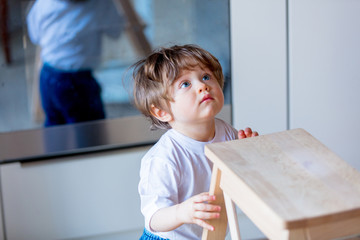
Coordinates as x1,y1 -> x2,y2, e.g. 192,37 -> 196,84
224,192 -> 241,240
202,165 -> 228,240
204,128 -> 360,238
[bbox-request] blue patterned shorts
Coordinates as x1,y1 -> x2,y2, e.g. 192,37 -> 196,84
139,228 -> 169,240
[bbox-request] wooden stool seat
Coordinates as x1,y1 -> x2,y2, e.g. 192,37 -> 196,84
202,128 -> 360,240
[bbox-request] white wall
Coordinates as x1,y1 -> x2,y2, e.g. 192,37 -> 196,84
230,2 -> 287,238
231,0 -> 360,170
231,0 -> 360,238
288,0 -> 360,170
231,0 -> 288,135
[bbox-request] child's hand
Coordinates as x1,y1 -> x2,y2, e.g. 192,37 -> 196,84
238,127 -> 259,139
177,192 -> 221,231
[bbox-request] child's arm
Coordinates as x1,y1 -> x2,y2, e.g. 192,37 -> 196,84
149,192 -> 221,232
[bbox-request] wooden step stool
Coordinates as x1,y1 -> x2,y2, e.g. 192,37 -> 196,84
202,128 -> 360,240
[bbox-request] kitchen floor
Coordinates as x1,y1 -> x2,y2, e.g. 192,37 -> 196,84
68,229 -> 142,240
0,28 -> 39,132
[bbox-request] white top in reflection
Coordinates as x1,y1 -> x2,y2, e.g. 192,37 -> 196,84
26,0 -> 125,70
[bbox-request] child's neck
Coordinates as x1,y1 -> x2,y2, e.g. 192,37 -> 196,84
170,119 -> 216,142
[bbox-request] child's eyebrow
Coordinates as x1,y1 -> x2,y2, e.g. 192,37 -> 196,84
172,75 -> 187,85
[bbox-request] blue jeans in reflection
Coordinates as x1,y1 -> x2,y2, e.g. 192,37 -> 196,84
40,63 -> 105,126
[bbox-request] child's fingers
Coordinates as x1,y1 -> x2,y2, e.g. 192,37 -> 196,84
192,192 -> 216,203
239,128 -> 259,139
193,209 -> 220,220
244,127 -> 253,137
238,130 -> 246,139
193,218 -> 216,231
194,202 -> 221,212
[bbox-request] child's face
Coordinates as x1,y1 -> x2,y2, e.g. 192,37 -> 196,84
168,65 -> 224,126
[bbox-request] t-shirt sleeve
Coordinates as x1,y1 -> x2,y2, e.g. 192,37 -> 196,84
138,155 -> 180,231
216,118 -> 238,140
228,124 -> 239,140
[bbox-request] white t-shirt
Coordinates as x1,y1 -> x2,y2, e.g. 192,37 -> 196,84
138,118 -> 238,240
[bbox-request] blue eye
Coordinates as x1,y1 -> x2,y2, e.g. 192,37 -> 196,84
180,81 -> 191,88
203,74 -> 210,81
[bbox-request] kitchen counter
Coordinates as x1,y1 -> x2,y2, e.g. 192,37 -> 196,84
0,115 -> 165,164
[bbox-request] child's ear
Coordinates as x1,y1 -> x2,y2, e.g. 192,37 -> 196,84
151,104 -> 172,122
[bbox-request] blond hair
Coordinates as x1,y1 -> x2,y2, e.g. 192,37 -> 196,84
132,44 -> 224,130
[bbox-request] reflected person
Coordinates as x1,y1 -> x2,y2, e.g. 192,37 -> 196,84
27,0 -> 125,127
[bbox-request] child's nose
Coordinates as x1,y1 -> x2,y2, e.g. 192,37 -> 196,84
198,82 -> 210,93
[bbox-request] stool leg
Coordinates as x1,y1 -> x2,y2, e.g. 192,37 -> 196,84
202,165 -> 228,240
224,192 -> 241,240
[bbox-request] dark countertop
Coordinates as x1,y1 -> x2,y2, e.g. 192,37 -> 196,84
0,116 -> 165,164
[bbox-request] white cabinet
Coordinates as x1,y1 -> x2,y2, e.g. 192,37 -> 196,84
231,0 -> 360,169
289,0 -> 360,170
230,1 -> 287,239
230,0 -> 360,238
231,0 -> 288,134
0,147 -> 150,240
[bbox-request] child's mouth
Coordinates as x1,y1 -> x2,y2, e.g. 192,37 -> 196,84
201,95 -> 214,103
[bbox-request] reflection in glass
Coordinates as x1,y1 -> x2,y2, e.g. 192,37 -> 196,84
0,0 -> 230,132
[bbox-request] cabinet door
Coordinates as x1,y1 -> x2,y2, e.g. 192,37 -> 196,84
229,1 -> 287,239
0,147 -> 149,240
289,0 -> 360,170
231,0 -> 288,134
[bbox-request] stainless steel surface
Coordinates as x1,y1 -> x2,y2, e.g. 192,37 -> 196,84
0,115 -> 165,163
0,105 -> 231,164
